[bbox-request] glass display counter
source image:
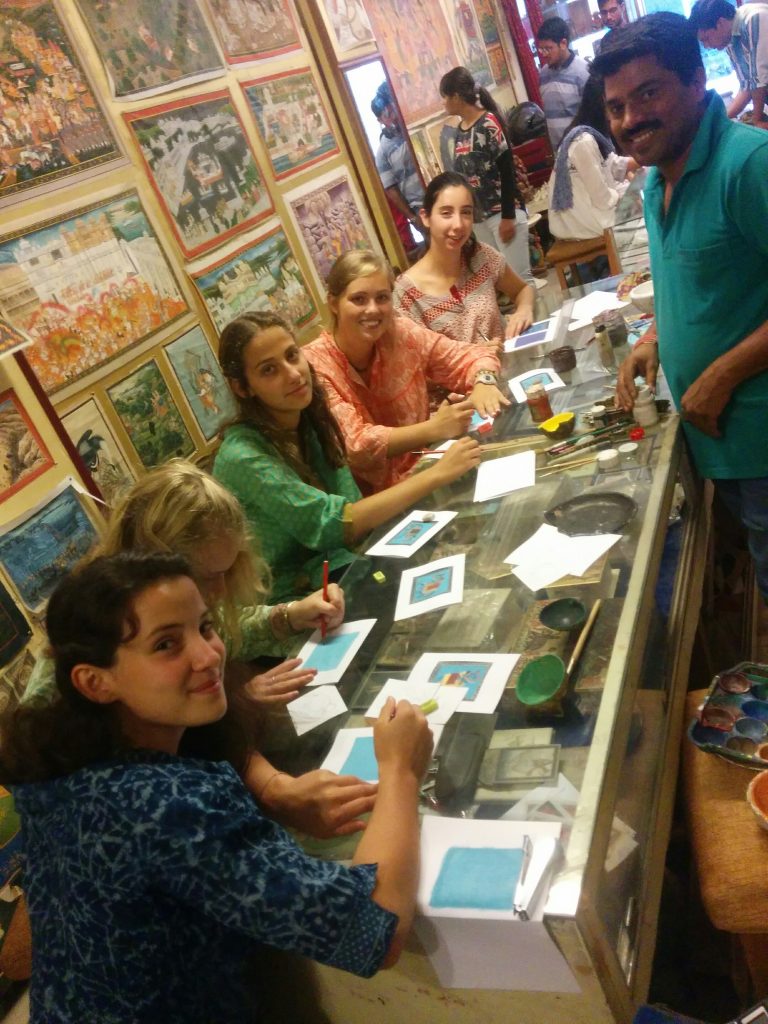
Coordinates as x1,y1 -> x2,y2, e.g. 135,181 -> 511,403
270,289 -> 710,1024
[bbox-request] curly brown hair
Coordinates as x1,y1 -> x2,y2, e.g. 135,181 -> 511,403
217,311 -> 347,479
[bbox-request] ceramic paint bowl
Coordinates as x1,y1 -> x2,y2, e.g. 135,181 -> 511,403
516,654 -> 567,710
747,770 -> 768,831
751,682 -> 768,702
708,692 -> 747,712
699,704 -> 738,731
727,736 -> 758,755
539,598 -> 587,632
743,700 -> 768,723
549,346 -> 577,373
629,280 -> 655,315
690,722 -> 727,747
757,742 -> 768,761
718,672 -> 751,694
734,717 -> 768,741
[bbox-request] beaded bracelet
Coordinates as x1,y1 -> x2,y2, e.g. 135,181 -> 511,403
270,601 -> 299,639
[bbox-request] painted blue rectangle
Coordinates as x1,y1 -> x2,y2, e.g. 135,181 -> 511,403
303,631 -> 357,671
427,660 -> 491,701
429,846 -> 523,910
388,520 -> 433,547
410,566 -> 452,604
340,736 -> 378,782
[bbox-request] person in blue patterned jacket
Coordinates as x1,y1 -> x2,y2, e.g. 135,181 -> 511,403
2,552 -> 433,1023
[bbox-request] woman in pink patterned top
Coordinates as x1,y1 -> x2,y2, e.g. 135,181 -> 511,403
304,250 -> 507,495
393,173 -> 536,346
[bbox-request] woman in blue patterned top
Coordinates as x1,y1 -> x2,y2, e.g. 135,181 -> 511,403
2,552 -> 433,1023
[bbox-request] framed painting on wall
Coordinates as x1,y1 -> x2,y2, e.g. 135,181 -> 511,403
61,398 -> 135,504
473,0 -> 501,46
410,128 -> 443,182
107,360 -> 196,469
202,0 -> 302,63
0,390 -> 54,503
441,0 -> 493,87
285,168 -> 381,293
0,1 -> 122,206
317,0 -> 375,58
74,0 -> 224,100
361,0 -> 458,124
164,326 -> 237,441
0,191 -> 188,394
188,222 -> 316,334
124,90 -> 273,259
0,481 -> 99,612
242,69 -> 339,181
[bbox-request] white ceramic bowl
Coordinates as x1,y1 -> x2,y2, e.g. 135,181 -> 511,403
629,280 -> 655,315
747,769 -> 768,831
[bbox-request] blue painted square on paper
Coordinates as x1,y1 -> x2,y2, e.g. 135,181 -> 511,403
429,847 -> 524,910
428,661 -> 490,701
340,736 -> 378,781
411,566 -> 452,604
303,631 -> 357,672
389,520 -> 433,547
511,328 -> 547,349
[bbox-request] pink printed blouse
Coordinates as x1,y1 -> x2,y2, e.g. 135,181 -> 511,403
304,315 -> 500,494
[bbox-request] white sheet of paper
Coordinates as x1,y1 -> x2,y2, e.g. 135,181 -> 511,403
365,510 -> 457,559
320,727 -> 377,781
504,524 -> 621,590
473,450 -> 536,503
418,439 -> 456,460
570,289 -> 629,322
511,560 -> 570,591
508,368 -> 566,404
288,685 -> 347,737
365,678 -> 439,720
298,618 -> 376,686
408,652 -> 519,715
394,554 -> 465,621
505,523 -> 563,565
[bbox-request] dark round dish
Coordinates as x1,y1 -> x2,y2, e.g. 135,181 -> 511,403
544,492 -> 638,536
539,597 -> 587,632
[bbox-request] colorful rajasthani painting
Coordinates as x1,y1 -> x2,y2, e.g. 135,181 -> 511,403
164,326 -> 237,441
203,0 -> 301,63
443,0 -> 493,86
0,483 -> 99,612
107,360 -> 195,469
0,1 -> 121,203
0,389 -> 54,502
361,0 -> 459,123
285,170 -> 379,292
472,0 -> 500,46
188,223 -> 316,334
319,0 -> 374,57
242,69 -> 339,180
74,0 -> 224,99
61,398 -> 135,504
0,192 -> 188,394
124,90 -> 273,259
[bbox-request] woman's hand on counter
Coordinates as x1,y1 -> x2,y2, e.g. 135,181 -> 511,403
429,435 -> 482,484
428,397 -> 474,441
469,382 -> 510,418
244,658 -> 316,706
288,584 -> 345,634
505,308 -> 534,339
259,769 -> 378,838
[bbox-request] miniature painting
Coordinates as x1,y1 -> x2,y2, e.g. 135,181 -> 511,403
362,0 -> 459,123
74,0 -> 224,99
319,0 -> 374,56
0,484 -> 98,611
188,223 -> 316,333
107,360 -> 195,469
408,650 -> 519,713
508,368 -> 565,404
504,319 -> 552,352
203,0 -> 301,63
473,0 -> 500,46
0,2 -> 121,204
394,554 -> 465,621
366,510 -> 457,559
0,390 -> 54,502
296,618 -> 376,686
429,846 -> 523,910
0,319 -> 31,360
164,326 -> 237,441
242,69 -> 338,180
442,0 -> 492,87
286,170 -> 378,291
0,192 -> 188,394
124,91 -> 273,259
321,728 -> 378,782
0,579 -> 31,672
409,129 -> 442,184
487,43 -> 510,85
61,398 -> 135,504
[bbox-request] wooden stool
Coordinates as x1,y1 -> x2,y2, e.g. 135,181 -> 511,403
681,689 -> 768,999
546,230 -> 622,289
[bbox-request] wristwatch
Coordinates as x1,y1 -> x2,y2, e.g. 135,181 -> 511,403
473,370 -> 499,386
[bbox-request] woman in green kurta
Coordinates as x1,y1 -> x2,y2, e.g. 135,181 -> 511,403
213,310 -> 482,601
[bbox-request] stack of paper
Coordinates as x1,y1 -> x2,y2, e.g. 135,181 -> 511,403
504,523 -> 621,591
473,450 -> 536,503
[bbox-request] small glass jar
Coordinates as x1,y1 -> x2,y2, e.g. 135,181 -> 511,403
526,382 -> 553,423
595,325 -> 615,369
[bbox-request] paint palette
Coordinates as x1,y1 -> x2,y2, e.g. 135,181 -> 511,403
688,661 -> 768,767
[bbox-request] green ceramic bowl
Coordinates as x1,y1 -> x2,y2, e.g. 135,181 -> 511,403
539,598 -> 587,632
516,654 -> 567,707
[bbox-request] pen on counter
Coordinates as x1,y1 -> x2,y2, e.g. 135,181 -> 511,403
320,558 -> 329,643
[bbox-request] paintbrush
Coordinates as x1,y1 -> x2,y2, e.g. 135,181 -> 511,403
546,421 -> 631,456
449,284 -> 491,343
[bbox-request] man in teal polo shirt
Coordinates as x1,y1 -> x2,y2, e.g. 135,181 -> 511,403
593,13 -> 768,596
